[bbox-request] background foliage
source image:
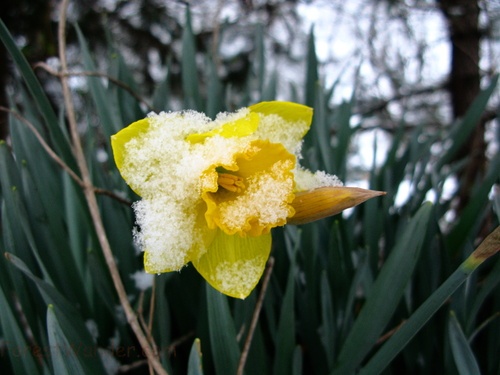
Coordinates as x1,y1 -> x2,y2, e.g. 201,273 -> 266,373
1,2 -> 499,375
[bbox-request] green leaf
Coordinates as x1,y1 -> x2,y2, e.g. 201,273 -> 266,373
262,70 -> 278,102
304,26 -> 318,107
205,57 -> 224,119
0,143 -> 52,281
75,24 -> 123,138
111,50 -> 144,124
46,305 -> 87,375
446,150 -> 500,252
273,265 -> 296,375
254,23 -> 265,96
437,74 -> 498,168
182,6 -> 202,110
358,254 -> 490,374
466,257 -> 500,332
312,86 -> 332,173
187,338 -> 204,375
448,311 -> 481,375
6,254 -> 107,375
206,284 -> 240,375
0,19 -> 76,169
0,287 -> 41,375
332,97 -> 356,181
319,272 -> 336,369
333,203 -> 433,375
152,66 -> 171,112
292,346 -> 303,375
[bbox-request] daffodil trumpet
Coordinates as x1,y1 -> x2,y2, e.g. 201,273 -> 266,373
111,101 -> 384,298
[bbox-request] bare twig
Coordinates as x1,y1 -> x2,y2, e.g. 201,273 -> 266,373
0,106 -> 133,205
167,330 -> 196,355
34,62 -> 155,112
0,106 -> 84,186
148,279 -> 157,338
93,187 -> 132,206
237,256 -> 275,375
57,1 -> 167,374
357,82 -> 447,118
376,320 -> 406,345
137,292 -> 156,375
118,359 -> 149,373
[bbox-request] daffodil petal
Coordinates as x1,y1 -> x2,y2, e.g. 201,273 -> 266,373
249,101 -> 313,125
111,118 -> 150,174
192,230 -> 272,299
141,200 -> 216,274
249,101 -> 313,153
187,112 -> 259,143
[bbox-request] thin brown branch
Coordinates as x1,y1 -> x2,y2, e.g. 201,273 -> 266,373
148,279 -> 157,338
93,187 -> 132,206
118,359 -> 149,373
237,256 -> 275,375
57,1 -> 167,374
137,289 -> 160,367
0,106 -> 84,187
357,82 -> 447,118
34,62 -> 154,112
167,330 -> 196,355
376,320 -> 406,345
137,292 -> 156,375
1,107 -> 133,206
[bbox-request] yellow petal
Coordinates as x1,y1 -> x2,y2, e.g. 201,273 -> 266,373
288,186 -> 386,225
143,202 -> 217,274
186,112 -> 259,143
249,101 -> 313,153
249,101 -> 313,125
192,230 -> 272,299
111,118 -> 150,173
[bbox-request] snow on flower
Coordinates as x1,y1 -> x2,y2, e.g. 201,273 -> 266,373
111,101 -> 383,298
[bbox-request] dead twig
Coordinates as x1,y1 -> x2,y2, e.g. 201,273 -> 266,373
0,106 -> 133,206
0,106 -> 84,186
237,256 -> 275,375
34,62 -> 154,112
57,1 -> 167,374
376,320 -> 406,345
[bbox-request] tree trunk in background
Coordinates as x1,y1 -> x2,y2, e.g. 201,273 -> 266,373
439,0 -> 483,212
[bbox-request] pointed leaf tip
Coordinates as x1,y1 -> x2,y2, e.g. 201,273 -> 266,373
288,186 -> 386,225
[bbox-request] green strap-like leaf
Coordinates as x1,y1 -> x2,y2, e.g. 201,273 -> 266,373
359,227 -> 499,375
448,311 -> 481,375
206,284 -> 240,374
273,265 -> 296,375
0,19 -> 76,169
187,338 -> 204,375
0,287 -> 41,375
47,305 -> 86,375
333,203 -> 433,375
437,74 -> 498,169
182,6 -> 202,110
6,253 -> 108,375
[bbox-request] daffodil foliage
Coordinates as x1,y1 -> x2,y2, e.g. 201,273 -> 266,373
112,101 -> 381,298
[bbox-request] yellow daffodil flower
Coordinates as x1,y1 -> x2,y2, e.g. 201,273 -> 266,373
111,101 -> 384,298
